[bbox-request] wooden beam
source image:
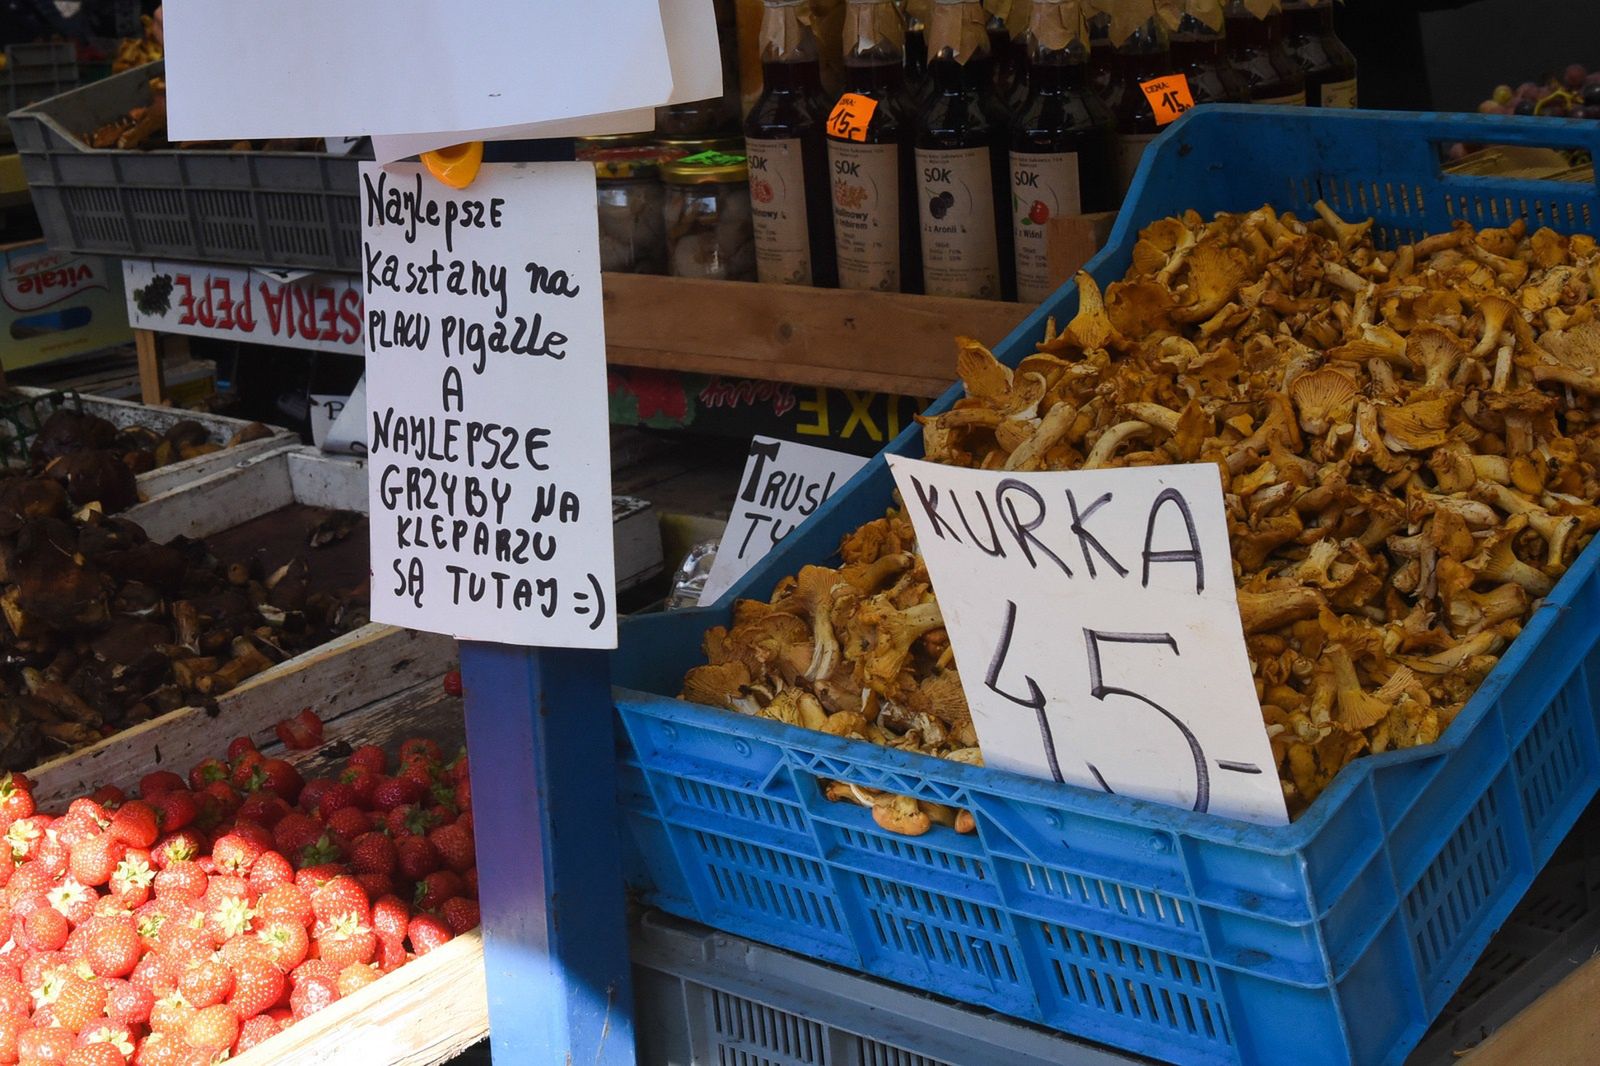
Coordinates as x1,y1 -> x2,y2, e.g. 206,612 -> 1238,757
1462,953 -> 1600,1064
133,329 -> 168,406
602,274 -> 1032,399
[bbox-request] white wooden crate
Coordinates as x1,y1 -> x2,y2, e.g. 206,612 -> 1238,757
2,386 -> 297,499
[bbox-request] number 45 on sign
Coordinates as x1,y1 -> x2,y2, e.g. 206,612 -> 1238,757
887,456 -> 1289,827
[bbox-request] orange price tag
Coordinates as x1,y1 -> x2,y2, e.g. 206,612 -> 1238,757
1139,75 -> 1196,127
827,92 -> 879,142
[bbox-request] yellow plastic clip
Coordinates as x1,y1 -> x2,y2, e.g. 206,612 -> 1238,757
421,141 -> 485,189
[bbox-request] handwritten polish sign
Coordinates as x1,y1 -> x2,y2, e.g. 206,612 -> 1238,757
362,162 -> 616,648
699,436 -> 867,605
887,456 -> 1288,826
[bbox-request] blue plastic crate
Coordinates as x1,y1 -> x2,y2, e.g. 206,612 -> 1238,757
611,108 -> 1600,1066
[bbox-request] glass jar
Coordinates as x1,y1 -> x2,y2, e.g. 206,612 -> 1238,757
656,134 -> 745,163
662,151 -> 755,281
578,136 -> 669,275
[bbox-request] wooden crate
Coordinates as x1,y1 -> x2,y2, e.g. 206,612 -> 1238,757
1,385 -> 297,498
27,447 -> 457,806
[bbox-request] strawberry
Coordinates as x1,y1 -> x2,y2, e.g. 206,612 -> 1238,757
372,776 -> 423,812
225,737 -> 257,764
273,710 -> 324,752
18,1028 -> 75,1064
296,835 -> 344,870
441,897 -> 480,935
369,896 -> 410,942
336,961 -> 380,997
153,862 -> 207,903
111,855 -> 156,909
210,833 -> 262,877
226,955 -> 284,1020
384,804 -> 439,838
353,873 -> 394,902
271,812 -> 320,858
346,745 -> 387,777
70,833 -> 125,888
288,974 -> 338,1019
108,802 -> 159,850
149,990 -> 196,1035
228,751 -> 265,792
293,863 -> 345,893
254,884 -> 313,929
90,784 -> 126,808
0,974 -> 29,1015
311,877 -> 368,926
205,895 -> 254,944
177,958 -> 233,1010
152,830 -> 204,869
442,670 -> 463,698
139,772 -> 186,799
234,1014 -> 280,1054
397,758 -> 435,791
348,833 -> 395,879
50,879 -> 99,926
105,979 -> 153,1025
400,738 -> 443,764
313,913 -> 376,970
66,1043 -> 128,1066
234,793 -> 288,830
325,806 -> 371,842
395,836 -> 440,881
375,934 -> 408,974
413,870 -> 464,911
150,792 -> 198,836
129,952 -> 179,999
86,916 -> 143,978
407,914 -> 452,955
197,781 -> 241,822
247,851 -> 294,897
311,782 -> 357,820
52,974 -> 109,1033
67,798 -> 110,828
338,768 -> 378,809
0,1014 -> 19,1065
24,904 -> 69,951
256,922 -> 309,972
186,760 -> 228,793
182,1003 -> 239,1053
428,821 -> 475,874
249,760 -> 302,803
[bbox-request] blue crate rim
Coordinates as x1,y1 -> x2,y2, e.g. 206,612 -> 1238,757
624,105 -> 1600,851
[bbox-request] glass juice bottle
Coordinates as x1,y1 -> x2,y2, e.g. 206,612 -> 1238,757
1282,0 -> 1357,107
1103,16 -> 1174,199
1224,0 -> 1307,105
744,0 -> 839,286
827,0 -> 923,292
1009,0 -> 1118,303
1170,12 -> 1251,104
915,0 -> 1014,300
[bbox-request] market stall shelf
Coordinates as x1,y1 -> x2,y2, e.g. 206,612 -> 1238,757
608,107 -> 1600,1066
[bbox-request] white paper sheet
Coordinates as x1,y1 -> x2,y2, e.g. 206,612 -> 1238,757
888,456 -> 1289,827
362,162 -> 617,647
370,0 -> 724,162
164,0 -> 673,141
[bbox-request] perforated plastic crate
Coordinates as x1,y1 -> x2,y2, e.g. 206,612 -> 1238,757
0,43 -> 78,147
611,108 -> 1600,1066
8,62 -> 364,271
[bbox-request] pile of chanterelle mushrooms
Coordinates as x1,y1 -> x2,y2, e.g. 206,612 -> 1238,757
684,202 -> 1600,826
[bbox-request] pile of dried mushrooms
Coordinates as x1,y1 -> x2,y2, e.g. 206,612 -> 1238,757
684,203 -> 1600,825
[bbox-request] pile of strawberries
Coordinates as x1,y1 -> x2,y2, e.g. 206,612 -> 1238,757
0,706 -> 477,1065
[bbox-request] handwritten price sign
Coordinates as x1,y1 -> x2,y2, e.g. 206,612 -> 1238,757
1139,74 -> 1196,126
888,456 -> 1288,826
826,92 -> 879,142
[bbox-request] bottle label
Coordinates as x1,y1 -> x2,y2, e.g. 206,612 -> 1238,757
1258,91 -> 1308,106
1010,150 -> 1082,305
915,146 -> 1002,300
1319,78 -> 1357,109
1115,133 -> 1158,197
745,137 -> 813,286
830,140 -> 902,292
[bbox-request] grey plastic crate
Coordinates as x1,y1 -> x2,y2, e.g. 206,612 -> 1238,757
632,798 -> 1600,1066
0,43 -> 79,146
8,61 -> 365,271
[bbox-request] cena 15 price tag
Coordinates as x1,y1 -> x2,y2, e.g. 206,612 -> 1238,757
1139,74 -> 1195,126
887,456 -> 1289,827
827,92 -> 879,142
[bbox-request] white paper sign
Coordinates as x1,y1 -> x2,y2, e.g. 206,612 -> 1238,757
165,0 -> 719,148
123,260 -> 364,355
699,437 -> 867,605
887,456 -> 1288,827
164,0 -> 673,141
370,0 -> 723,163
362,162 -> 616,647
